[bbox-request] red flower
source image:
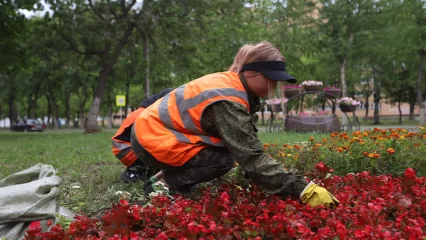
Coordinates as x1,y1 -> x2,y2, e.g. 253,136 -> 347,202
26,170 -> 426,240
29,221 -> 41,230
315,162 -> 326,172
404,168 -> 416,179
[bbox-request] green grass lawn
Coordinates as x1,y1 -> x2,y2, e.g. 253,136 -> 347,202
0,130 -> 323,216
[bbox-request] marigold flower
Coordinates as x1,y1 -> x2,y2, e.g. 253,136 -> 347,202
336,147 -> 343,152
309,136 -> 314,142
367,153 -> 380,158
386,148 -> 395,154
363,151 -> 369,156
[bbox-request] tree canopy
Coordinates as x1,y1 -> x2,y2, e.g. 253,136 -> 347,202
1,0 -> 425,130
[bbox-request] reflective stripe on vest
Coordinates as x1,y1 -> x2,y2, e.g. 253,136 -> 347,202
134,71 -> 249,166
158,85 -> 248,146
112,107 -> 145,166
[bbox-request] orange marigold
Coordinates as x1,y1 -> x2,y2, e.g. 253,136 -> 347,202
368,152 -> 380,158
386,148 -> 395,155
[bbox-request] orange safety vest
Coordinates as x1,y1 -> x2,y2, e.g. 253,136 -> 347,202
112,107 -> 145,166
134,71 -> 249,166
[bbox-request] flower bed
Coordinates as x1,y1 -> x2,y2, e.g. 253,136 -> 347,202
267,128 -> 426,177
26,168 -> 426,239
25,128 -> 426,239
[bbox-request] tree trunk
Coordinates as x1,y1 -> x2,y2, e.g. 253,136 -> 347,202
107,98 -> 113,129
53,99 -> 60,129
85,24 -> 135,133
125,79 -> 131,118
79,107 -> 85,129
398,99 -> 402,125
78,85 -> 89,129
373,84 -> 381,125
8,92 -> 17,127
409,102 -> 415,120
340,58 -> 348,97
102,108 -> 106,128
30,88 -> 39,119
26,86 -> 40,119
64,89 -> 71,128
365,98 -> 369,118
339,58 -> 348,125
27,92 -> 33,119
48,87 -> 59,129
45,93 -> 51,127
416,50 -> 425,125
143,36 -> 150,98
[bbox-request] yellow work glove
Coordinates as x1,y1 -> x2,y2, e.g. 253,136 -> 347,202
300,181 -> 340,207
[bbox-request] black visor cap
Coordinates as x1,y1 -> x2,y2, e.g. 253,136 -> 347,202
241,61 -> 297,83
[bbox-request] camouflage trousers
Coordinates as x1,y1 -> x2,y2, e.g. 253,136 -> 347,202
131,128 -> 235,192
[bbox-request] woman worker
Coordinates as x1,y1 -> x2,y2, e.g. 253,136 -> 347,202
131,41 -> 339,207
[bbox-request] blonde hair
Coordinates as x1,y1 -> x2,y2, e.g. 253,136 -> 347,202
228,41 -> 285,73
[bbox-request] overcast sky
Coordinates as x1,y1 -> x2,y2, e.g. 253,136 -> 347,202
18,0 -> 52,18
18,0 -> 145,18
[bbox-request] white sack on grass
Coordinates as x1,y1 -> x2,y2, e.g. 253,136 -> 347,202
0,164 -> 73,240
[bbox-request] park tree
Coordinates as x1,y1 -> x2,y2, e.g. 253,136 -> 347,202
0,0 -> 40,124
369,0 -> 426,125
397,0 -> 426,125
47,0 -> 149,132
